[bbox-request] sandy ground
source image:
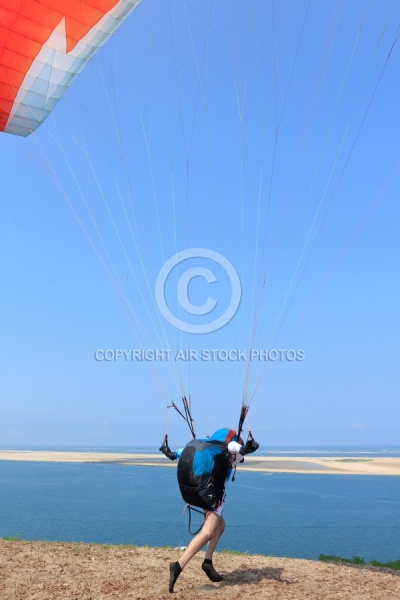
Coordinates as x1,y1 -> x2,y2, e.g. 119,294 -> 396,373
0,451 -> 400,475
0,541 -> 399,600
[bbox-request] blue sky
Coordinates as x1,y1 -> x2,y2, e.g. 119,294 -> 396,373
1,0 -> 399,447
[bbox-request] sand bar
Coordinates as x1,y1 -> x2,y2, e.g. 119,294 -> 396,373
0,450 -> 400,475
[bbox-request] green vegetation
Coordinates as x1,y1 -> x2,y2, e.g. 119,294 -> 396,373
100,543 -> 137,549
370,559 -> 400,570
319,554 -> 400,570
222,548 -> 249,556
0,536 -> 24,541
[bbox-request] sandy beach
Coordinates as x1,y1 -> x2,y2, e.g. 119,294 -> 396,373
0,450 -> 399,475
1,540 -> 399,600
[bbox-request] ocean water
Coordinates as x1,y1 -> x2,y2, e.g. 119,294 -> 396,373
0,460 -> 399,562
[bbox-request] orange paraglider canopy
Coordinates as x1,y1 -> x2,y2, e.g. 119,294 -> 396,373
0,0 -> 141,136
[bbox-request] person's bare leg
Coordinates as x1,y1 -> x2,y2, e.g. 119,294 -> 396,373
205,516 -> 225,560
169,512 -> 220,592
201,515 -> 225,582
179,512 -> 220,568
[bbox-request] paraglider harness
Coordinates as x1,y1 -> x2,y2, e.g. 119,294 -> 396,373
160,400 -> 251,535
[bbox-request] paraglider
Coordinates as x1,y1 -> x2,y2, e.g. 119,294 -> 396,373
1,3 -> 399,572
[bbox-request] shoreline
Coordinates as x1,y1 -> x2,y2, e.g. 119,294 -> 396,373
1,450 -> 400,475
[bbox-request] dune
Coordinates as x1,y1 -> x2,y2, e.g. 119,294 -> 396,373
0,540 -> 399,599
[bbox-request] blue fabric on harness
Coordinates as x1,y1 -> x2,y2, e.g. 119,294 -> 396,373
192,443 -> 224,477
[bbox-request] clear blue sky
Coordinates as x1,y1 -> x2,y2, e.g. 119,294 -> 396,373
1,0 -> 399,447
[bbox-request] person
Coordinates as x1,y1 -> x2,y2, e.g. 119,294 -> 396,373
160,428 -> 259,593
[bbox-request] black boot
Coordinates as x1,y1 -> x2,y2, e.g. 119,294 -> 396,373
202,559 -> 223,582
169,561 -> 182,593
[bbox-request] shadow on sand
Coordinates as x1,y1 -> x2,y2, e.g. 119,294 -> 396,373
193,566 -> 296,592
221,565 -> 295,586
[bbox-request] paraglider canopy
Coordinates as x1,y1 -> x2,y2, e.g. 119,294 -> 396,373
0,0 -> 142,136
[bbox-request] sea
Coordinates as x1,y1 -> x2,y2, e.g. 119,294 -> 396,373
0,446 -> 399,563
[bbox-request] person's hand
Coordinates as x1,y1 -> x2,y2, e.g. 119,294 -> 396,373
239,439 -> 259,455
160,444 -> 176,461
